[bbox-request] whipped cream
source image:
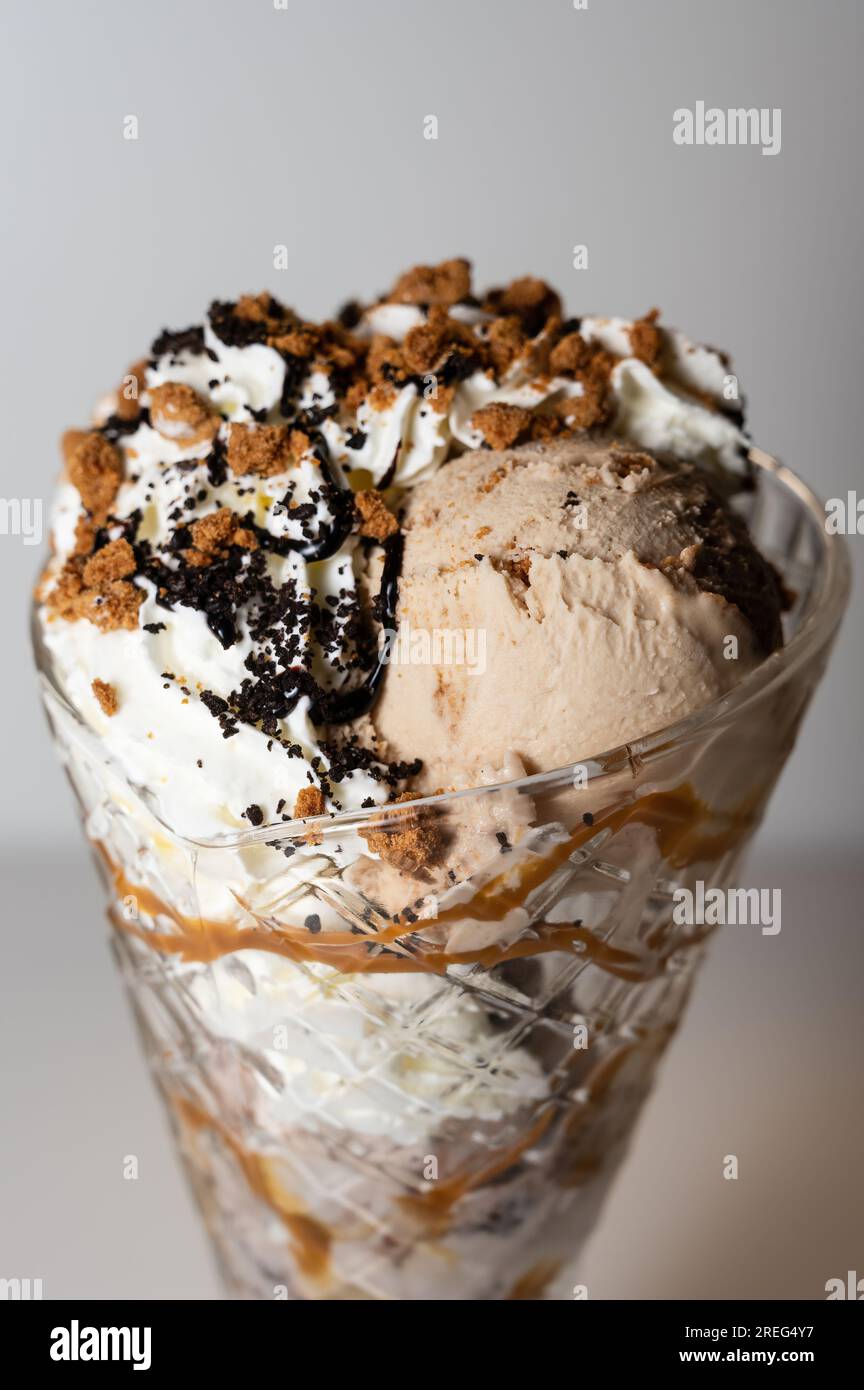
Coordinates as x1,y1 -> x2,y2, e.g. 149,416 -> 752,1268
579,315 -> 745,474
40,265 -> 749,843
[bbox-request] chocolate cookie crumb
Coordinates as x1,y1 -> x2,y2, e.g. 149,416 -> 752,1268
628,309 -> 663,366
82,538 -> 136,588
66,433 -> 123,523
401,307 -> 476,375
360,792 -> 443,876
565,375 -> 611,429
355,489 -> 399,542
91,679 -> 118,717
227,423 -> 306,478
192,507 -> 233,550
149,383 -> 219,446
483,276 -> 561,335
549,331 -> 588,376
61,429 -> 89,465
386,258 -> 471,307
80,581 -> 144,632
150,324 -> 205,359
471,403 -> 532,450
294,785 -> 326,819
72,515 -> 96,558
45,540 -> 143,633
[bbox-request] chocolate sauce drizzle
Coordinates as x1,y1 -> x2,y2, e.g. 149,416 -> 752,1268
252,429 -> 356,565
130,420 -> 403,729
117,301 -> 409,763
310,532 -> 403,725
99,408 -> 151,441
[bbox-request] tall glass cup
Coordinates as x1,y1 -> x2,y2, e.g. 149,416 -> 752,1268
33,449 -> 848,1300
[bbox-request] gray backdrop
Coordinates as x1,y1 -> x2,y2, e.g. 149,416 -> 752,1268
1,0 -> 862,1300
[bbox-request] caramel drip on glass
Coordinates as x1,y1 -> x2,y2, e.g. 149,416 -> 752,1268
105,783 -> 763,974
172,1094 -> 332,1285
398,1105 -> 555,1229
506,1258 -> 563,1300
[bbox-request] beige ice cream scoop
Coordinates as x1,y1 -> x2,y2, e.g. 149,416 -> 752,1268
369,437 -> 784,792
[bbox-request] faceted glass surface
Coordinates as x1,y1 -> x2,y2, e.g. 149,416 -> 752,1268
34,451 -> 848,1300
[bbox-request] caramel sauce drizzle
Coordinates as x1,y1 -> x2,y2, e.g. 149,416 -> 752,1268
120,782 -> 755,1268
168,1021 -> 676,1263
105,783 -> 763,976
398,1106 -> 556,1229
507,1258 -> 563,1301
172,1094 -> 332,1285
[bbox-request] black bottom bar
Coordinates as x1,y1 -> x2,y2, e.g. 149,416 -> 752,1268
6,1298 -> 860,1373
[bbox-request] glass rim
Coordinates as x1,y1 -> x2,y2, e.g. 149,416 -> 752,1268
34,445 -> 850,851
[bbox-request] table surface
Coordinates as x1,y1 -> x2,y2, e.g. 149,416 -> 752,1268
2,845 -> 861,1301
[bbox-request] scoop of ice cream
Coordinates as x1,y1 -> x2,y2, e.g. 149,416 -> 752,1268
368,438 -> 784,791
